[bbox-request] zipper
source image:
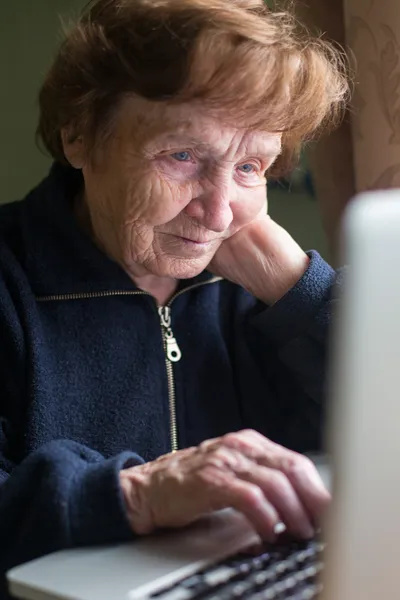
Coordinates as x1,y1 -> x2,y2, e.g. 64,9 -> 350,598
158,276 -> 222,452
36,276 -> 222,453
36,290 -> 148,302
159,275 -> 223,451
158,306 -> 180,453
158,306 -> 182,363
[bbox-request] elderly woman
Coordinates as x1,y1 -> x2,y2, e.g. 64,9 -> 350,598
0,0 -> 348,591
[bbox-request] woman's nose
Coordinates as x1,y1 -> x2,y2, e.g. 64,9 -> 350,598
184,183 -> 234,233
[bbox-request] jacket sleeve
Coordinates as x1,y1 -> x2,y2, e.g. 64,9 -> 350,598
247,251 -> 343,452
0,442 -> 143,575
0,260 -> 143,586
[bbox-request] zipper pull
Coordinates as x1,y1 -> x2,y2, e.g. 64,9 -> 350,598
158,306 -> 182,363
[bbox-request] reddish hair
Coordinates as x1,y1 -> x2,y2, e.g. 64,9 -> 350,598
37,0 -> 349,176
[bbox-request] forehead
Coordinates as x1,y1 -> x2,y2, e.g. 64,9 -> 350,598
115,96 -> 282,156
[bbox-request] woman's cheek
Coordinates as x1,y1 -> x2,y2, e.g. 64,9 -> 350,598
127,172 -> 195,225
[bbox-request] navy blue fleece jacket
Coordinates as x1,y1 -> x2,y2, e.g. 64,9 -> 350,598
0,164 -> 338,597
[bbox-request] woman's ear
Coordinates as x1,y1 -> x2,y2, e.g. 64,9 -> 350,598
61,128 -> 86,169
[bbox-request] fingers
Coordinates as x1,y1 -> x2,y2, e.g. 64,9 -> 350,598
280,454 -> 331,524
196,444 -> 316,540
223,430 -> 330,508
123,430 -> 330,543
239,464 -> 315,539
150,460 -> 282,542
208,472 -> 281,543
208,448 -> 315,539
177,450 -> 286,542
201,430 -> 330,532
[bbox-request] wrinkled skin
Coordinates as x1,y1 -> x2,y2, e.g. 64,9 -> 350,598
64,96 -> 309,304
120,429 -> 330,541
63,96 -> 321,540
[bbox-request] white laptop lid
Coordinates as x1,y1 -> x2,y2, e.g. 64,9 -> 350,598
323,189 -> 400,600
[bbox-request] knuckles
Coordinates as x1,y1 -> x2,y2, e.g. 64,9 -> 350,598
201,446 -> 231,469
282,453 -> 315,477
242,483 -> 266,509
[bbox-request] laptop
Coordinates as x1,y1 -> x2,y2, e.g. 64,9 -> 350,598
7,189 -> 400,600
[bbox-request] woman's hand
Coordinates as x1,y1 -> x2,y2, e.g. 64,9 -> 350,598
119,429 -> 330,541
209,212 -> 310,305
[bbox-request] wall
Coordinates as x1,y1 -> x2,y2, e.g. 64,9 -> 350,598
268,190 -> 328,258
0,0 -> 84,202
1,0 -> 327,257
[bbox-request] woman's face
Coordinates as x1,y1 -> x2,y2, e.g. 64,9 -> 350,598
67,97 -> 282,279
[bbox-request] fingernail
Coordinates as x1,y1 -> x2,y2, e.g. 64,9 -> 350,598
274,521 -> 286,536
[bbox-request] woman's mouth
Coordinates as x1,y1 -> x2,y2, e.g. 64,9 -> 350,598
178,236 -> 213,246
160,233 -> 219,257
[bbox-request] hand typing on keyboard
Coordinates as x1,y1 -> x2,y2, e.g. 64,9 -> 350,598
119,429 -> 330,542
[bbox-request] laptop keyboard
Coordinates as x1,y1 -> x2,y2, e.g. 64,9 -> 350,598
149,538 -> 325,600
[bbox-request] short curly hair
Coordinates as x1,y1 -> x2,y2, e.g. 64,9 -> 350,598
37,0 -> 349,177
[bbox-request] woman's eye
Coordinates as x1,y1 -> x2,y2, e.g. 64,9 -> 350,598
171,151 -> 191,162
238,163 -> 256,174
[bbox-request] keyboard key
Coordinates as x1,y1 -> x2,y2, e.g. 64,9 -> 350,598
302,563 -> 323,580
298,583 -> 324,599
203,566 -> 235,586
148,538 -> 325,600
179,575 -> 204,589
248,568 -> 276,587
278,575 -> 298,591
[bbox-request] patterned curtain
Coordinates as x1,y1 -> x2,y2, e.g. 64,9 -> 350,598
345,0 -> 400,190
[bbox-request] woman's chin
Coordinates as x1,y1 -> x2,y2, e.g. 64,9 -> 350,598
150,255 -> 215,280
